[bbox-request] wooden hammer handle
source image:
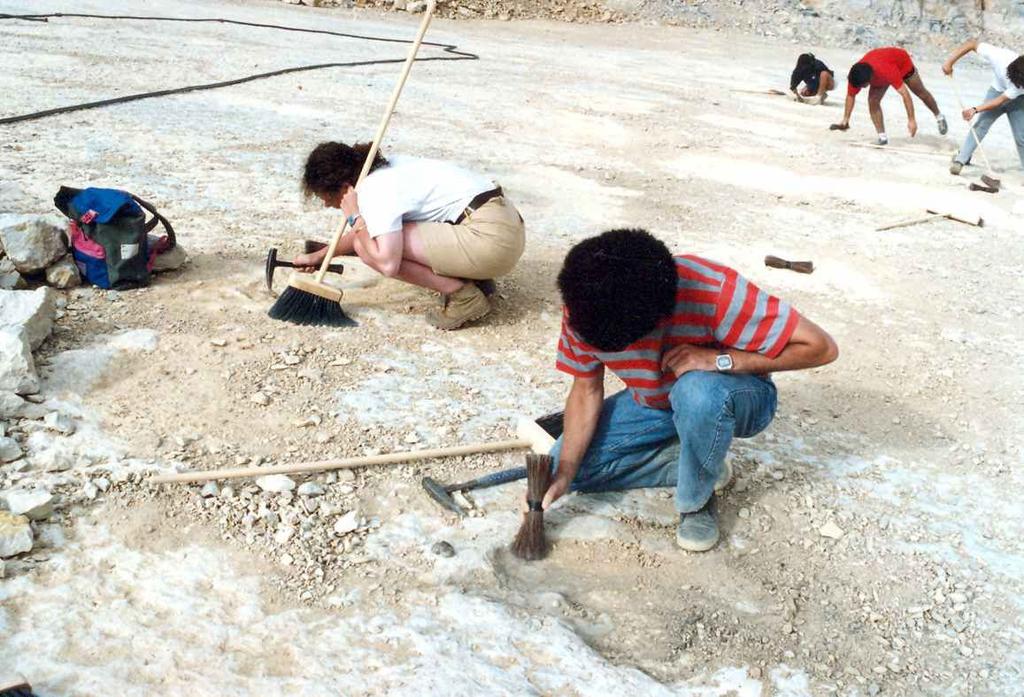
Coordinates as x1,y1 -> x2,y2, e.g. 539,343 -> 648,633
150,436 -> 530,484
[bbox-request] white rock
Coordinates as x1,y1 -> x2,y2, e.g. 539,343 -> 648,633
297,482 -> 324,497
0,436 -> 23,463
219,485 -> 235,499
256,474 -> 296,493
819,521 -> 845,540
336,469 -> 356,483
92,477 -> 110,492
43,411 -> 76,435
45,254 -> 81,289
250,392 -> 270,406
0,510 -> 33,558
151,244 -> 187,272
0,558 -> 5,578
333,510 -> 359,536
5,489 -> 54,521
0,287 -> 57,349
406,0 -> 426,12
82,482 -> 98,500
0,392 -> 46,420
200,482 -> 220,498
0,328 -> 39,395
0,256 -> 25,290
275,525 -> 295,544
0,215 -> 67,274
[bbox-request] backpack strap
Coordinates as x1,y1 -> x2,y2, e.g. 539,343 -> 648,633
130,194 -> 176,249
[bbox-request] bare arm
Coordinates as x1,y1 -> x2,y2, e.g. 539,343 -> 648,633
662,315 -> 839,376
973,93 -> 1011,114
943,38 -> 979,75
896,84 -> 918,135
832,94 -> 855,129
542,371 -> 605,509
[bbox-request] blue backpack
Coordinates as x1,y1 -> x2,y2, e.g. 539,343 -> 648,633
54,186 -> 175,289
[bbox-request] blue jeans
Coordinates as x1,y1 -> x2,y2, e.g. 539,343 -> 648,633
549,371 -> 778,514
955,87 -> 1024,167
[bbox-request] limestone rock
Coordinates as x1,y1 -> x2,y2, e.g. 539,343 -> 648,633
0,510 -> 33,558
151,244 -> 187,273
0,287 -> 57,349
819,521 -> 845,540
45,254 -> 81,289
0,436 -> 23,463
200,481 -> 220,498
256,474 -> 296,493
43,411 -> 76,435
0,256 -> 25,290
0,391 -> 47,420
5,489 -> 55,521
333,510 -> 359,535
0,215 -> 67,274
297,482 -> 324,497
0,328 -> 39,395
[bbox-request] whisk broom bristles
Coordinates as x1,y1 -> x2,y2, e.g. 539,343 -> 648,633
511,453 -> 552,561
267,285 -> 355,327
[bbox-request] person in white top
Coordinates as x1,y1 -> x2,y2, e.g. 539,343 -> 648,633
942,39 -> 1024,174
297,141 -> 526,329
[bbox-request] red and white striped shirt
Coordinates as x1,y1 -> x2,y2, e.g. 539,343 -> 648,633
556,255 -> 799,409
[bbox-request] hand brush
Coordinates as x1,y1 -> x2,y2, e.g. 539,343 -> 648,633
510,453 -> 553,561
764,255 -> 814,274
268,0 -> 436,327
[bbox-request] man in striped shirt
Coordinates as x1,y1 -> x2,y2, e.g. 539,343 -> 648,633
546,229 -> 838,552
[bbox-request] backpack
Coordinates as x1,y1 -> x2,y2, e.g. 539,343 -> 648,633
53,186 -> 176,289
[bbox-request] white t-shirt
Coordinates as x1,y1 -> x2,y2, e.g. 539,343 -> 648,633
356,155 -> 495,238
977,42 -> 1024,100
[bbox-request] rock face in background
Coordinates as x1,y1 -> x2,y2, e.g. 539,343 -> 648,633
0,287 -> 57,350
0,215 -> 67,274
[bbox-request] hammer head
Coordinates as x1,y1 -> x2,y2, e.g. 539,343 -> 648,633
422,477 -> 468,517
265,247 -> 279,294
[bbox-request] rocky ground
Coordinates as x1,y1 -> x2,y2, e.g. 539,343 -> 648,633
1,0 -> 1023,695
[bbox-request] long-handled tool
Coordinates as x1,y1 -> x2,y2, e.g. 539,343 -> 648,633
948,74 -> 1002,191
265,248 -> 345,294
764,255 -> 814,274
150,412 -> 562,485
876,208 -> 984,232
268,0 -> 436,327
422,466 -> 527,517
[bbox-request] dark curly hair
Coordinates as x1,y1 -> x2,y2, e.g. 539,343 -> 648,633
1008,55 -> 1024,89
302,142 -> 389,198
557,229 -> 677,352
796,53 -> 815,69
848,62 -> 873,88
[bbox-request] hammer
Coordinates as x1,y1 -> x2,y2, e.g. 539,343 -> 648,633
265,247 -> 345,294
423,466 -> 528,517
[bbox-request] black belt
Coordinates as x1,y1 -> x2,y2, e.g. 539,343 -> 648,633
455,187 -> 503,224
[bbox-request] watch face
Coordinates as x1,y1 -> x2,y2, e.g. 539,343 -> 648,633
716,354 -> 733,371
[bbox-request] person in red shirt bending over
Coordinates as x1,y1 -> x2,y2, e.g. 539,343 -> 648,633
831,47 -> 948,145
545,229 -> 838,552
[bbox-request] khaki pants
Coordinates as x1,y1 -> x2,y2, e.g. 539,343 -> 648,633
418,196 -> 525,279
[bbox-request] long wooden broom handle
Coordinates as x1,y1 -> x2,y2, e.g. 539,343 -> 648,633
150,436 -> 531,485
947,73 -> 995,176
315,0 -> 437,283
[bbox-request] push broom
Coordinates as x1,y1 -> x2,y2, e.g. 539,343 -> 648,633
947,73 -> 1001,192
268,0 -> 437,326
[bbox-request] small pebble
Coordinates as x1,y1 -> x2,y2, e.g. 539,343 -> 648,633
200,482 -> 220,498
431,540 -> 456,558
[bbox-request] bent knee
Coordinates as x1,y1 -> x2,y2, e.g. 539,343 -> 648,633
670,371 -> 732,419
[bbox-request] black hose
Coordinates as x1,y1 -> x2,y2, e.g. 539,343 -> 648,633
0,12 -> 479,125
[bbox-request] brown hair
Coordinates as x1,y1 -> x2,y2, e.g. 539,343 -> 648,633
302,142 -> 389,197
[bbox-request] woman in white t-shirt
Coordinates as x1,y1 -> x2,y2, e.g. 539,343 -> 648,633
943,38 -> 1024,174
296,141 -> 526,330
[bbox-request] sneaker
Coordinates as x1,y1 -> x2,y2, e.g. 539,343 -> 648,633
676,496 -> 720,552
877,135 -> 888,146
950,160 -> 964,176
427,283 -> 491,330
937,114 -> 948,135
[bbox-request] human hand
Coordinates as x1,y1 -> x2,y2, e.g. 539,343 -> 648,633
942,61 -> 954,77
661,344 -> 717,377
541,475 -> 571,510
962,106 -> 977,122
829,122 -> 849,131
292,250 -> 326,273
340,186 -> 359,220
908,117 -> 918,137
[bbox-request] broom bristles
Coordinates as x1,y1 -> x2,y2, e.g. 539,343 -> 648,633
510,454 -> 552,561
268,285 -> 356,327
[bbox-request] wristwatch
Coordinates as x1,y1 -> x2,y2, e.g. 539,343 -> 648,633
715,353 -> 734,372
